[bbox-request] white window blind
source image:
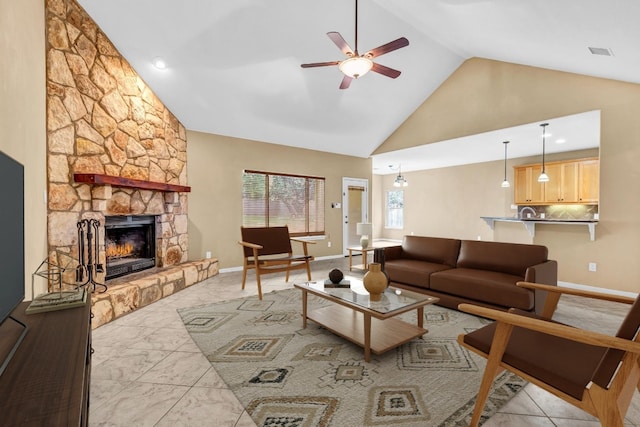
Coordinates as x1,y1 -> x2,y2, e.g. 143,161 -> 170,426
242,170 -> 325,236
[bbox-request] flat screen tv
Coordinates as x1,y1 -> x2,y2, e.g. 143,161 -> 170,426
0,150 -> 26,376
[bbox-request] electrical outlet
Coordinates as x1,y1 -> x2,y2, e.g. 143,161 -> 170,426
327,241 -> 331,248
589,262 -> 597,272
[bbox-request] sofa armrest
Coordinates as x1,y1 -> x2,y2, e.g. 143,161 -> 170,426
374,246 -> 403,271
524,260 -> 558,317
380,245 -> 403,261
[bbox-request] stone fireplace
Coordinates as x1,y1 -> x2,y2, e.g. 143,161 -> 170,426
44,0 -> 218,328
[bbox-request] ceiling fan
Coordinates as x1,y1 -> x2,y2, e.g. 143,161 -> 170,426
301,0 -> 409,89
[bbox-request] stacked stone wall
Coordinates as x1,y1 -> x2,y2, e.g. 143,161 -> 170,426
45,0 -> 189,288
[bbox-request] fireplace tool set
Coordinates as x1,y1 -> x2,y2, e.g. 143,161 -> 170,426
76,218 -> 107,293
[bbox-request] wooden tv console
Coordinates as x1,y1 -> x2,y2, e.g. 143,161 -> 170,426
0,295 -> 92,426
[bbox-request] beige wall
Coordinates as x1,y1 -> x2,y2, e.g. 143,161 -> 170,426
187,130 -> 371,269
375,58 -> 640,294
1,0 -> 47,298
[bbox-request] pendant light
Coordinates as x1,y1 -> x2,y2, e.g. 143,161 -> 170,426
393,165 -> 408,187
538,123 -> 550,182
501,140 -> 510,188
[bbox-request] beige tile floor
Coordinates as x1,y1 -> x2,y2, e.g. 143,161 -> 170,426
89,257 -> 640,426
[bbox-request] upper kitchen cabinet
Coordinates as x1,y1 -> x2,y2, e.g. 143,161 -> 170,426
514,158 -> 598,205
544,161 -> 578,203
578,158 -> 599,203
514,164 -> 545,204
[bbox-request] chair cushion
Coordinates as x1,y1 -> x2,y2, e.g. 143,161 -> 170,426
431,268 -> 533,311
463,322 -> 607,401
384,259 -> 452,289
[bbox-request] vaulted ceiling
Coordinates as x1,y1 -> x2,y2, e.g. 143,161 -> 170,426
78,0 -> 640,165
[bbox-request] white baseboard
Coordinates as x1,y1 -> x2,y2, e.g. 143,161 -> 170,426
219,266 -> 244,273
558,281 -> 638,299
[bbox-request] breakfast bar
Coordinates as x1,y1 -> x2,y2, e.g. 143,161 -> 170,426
481,217 -> 599,241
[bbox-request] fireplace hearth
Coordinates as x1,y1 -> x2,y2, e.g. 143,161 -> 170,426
105,215 -> 156,280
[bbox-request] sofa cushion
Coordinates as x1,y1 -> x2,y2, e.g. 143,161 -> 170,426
456,240 -> 548,277
430,268 -> 534,311
401,236 -> 461,267
384,259 -> 452,289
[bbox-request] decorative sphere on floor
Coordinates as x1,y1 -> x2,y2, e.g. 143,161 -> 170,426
328,268 -> 344,284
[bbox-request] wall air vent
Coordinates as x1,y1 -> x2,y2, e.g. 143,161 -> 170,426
588,47 -> 613,56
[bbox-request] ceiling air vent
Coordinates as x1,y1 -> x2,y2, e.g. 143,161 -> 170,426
588,47 -> 613,56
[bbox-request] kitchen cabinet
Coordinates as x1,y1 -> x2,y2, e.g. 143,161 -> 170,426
544,161 -> 578,203
578,159 -> 599,203
514,164 -> 544,204
514,158 -> 598,205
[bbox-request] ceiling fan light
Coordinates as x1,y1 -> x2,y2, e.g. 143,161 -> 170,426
339,57 -> 373,78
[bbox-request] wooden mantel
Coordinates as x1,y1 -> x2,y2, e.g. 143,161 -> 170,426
74,173 -> 191,193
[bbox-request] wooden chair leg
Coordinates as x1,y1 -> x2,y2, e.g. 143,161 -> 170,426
241,260 -> 248,290
305,260 -> 311,281
470,322 -> 513,426
588,384 -> 625,427
256,271 -> 263,300
636,358 -> 640,394
285,261 -> 292,282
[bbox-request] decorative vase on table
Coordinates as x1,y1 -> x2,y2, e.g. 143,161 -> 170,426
363,262 -> 387,301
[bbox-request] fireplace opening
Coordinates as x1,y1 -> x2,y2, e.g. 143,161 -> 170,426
105,215 -> 156,280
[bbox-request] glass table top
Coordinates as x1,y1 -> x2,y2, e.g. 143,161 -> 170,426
297,278 -> 437,315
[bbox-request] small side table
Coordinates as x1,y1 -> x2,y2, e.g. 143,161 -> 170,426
347,246 -> 375,271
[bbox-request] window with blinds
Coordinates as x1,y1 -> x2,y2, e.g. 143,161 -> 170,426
242,170 -> 325,236
386,190 -> 404,229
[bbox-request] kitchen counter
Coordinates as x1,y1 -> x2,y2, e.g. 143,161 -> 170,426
481,216 -> 598,240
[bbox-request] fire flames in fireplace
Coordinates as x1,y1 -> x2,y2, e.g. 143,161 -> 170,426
106,241 -> 134,259
104,215 -> 156,280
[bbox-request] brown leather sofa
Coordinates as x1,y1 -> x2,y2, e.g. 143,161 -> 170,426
375,236 -> 557,315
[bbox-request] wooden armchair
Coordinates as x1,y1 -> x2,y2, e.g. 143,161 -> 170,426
239,226 -> 315,299
458,281 -> 640,427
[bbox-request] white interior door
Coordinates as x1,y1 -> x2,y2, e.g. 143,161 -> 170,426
342,177 -> 369,255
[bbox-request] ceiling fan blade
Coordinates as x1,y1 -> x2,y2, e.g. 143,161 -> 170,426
364,37 -> 409,59
301,61 -> 340,68
339,75 -> 353,90
371,62 -> 402,79
327,32 -> 354,57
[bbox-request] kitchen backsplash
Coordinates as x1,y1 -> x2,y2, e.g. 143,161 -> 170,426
518,205 -> 599,220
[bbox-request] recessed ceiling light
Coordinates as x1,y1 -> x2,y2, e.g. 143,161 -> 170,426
152,57 -> 167,69
588,47 -> 613,56
555,138 -> 566,144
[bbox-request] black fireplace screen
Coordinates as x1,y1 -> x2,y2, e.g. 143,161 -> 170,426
104,215 -> 156,280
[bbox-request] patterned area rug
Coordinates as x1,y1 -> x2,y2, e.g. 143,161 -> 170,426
178,289 -> 526,426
